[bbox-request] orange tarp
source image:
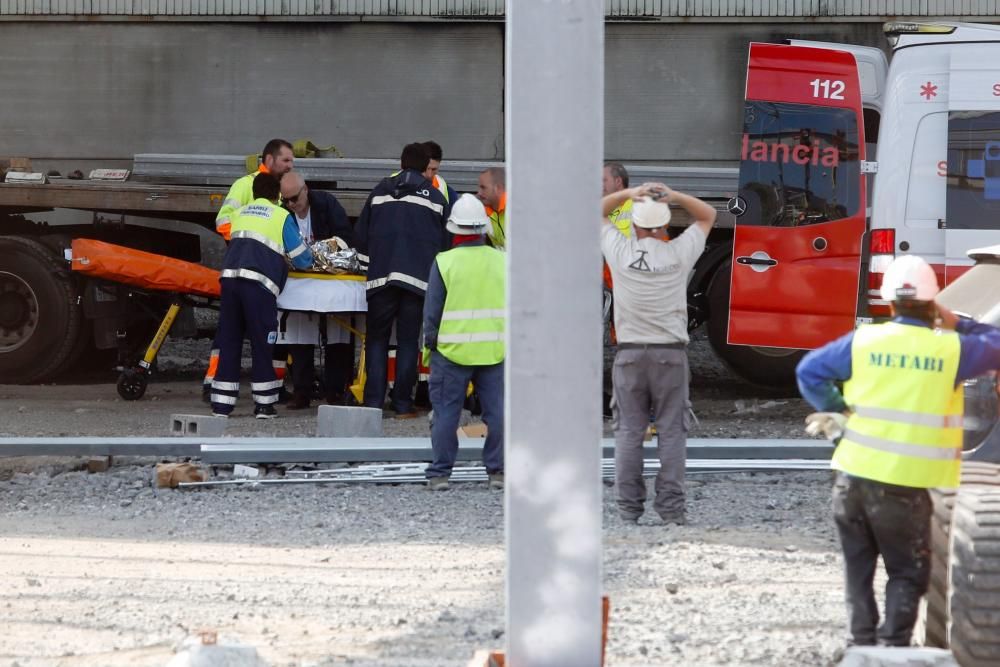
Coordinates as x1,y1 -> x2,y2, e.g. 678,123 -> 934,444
70,238 -> 221,298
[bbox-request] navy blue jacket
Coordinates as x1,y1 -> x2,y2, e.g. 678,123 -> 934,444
306,189 -> 353,247
356,169 -> 449,296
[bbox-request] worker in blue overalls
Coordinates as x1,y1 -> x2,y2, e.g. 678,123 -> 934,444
210,173 -> 314,419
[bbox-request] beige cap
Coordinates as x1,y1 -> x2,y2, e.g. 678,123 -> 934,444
631,199 -> 671,229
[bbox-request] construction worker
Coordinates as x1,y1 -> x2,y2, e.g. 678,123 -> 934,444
356,142 -> 449,417
210,173 -> 313,419
203,139 -> 296,402
422,194 -> 505,491
603,162 -> 632,236
601,182 -> 717,526
476,166 -> 506,250
278,171 -> 355,410
796,254 -> 1000,648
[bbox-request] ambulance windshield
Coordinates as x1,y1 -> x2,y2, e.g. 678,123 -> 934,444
737,101 -> 862,227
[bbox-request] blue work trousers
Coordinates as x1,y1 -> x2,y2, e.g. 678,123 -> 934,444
426,351 -> 504,478
363,287 -> 423,412
210,278 -> 281,415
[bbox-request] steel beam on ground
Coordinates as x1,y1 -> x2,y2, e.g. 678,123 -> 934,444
505,2 -> 604,665
0,437 -> 203,457
0,437 -> 832,462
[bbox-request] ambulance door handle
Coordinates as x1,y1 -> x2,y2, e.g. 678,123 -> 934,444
735,251 -> 777,273
812,237 -> 828,252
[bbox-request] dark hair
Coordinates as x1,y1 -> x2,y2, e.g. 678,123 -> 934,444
482,166 -> 505,189
400,143 -> 431,172
605,162 -> 629,188
422,140 -> 443,162
893,299 -> 937,324
252,172 -> 281,201
262,138 -> 293,160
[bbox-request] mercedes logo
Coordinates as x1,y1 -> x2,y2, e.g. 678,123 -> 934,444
727,196 -> 747,217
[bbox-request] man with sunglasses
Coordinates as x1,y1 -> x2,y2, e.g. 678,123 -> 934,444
278,172 -> 355,409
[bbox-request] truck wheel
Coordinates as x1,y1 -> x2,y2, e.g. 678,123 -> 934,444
918,462 -> 1000,649
0,236 -> 81,383
706,261 -> 802,388
950,485 -> 1000,666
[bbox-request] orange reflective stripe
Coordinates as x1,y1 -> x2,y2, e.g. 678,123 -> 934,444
217,222 -> 232,241
204,351 -> 220,381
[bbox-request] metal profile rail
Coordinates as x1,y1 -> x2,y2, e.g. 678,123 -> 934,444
132,154 -> 738,199
0,437 -> 831,462
178,458 -> 830,488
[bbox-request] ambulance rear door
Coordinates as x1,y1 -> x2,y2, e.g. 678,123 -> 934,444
727,43 -> 867,350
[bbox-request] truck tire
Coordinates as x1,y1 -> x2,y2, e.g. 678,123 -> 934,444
950,484 -> 1000,666
917,462 -> 1000,649
706,261 -> 802,388
0,236 -> 81,383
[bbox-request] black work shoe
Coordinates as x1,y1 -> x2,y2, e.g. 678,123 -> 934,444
254,404 -> 278,420
658,512 -> 686,526
620,513 -> 641,525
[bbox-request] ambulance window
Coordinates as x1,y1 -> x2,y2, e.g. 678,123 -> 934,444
946,111 -> 1000,230
738,101 -> 861,227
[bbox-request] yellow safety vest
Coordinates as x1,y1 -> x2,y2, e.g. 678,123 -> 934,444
222,199 -> 290,296
608,198 -> 633,237
435,245 -> 506,366
834,322 -> 964,489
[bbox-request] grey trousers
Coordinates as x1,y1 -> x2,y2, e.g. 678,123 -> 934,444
611,345 -> 689,518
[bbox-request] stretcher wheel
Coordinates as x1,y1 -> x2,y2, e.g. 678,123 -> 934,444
117,369 -> 148,401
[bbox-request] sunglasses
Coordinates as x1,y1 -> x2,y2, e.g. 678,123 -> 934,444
283,187 -> 305,205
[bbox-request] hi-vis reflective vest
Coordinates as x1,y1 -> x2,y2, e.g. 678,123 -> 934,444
834,322 -> 964,489
436,245 -> 506,366
486,193 -> 506,250
609,198 -> 634,237
222,199 -> 293,297
216,170 -> 259,240
434,174 -> 451,204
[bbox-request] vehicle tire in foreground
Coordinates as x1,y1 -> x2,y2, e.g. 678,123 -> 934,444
918,462 -> 1000,649
950,485 -> 1000,666
706,261 -> 802,389
0,236 -> 81,383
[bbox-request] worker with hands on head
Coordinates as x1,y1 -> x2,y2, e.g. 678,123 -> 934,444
209,173 -> 314,420
421,194 -> 505,491
601,181 -> 717,526
278,171 -> 355,410
796,254 -> 1000,649
476,166 -> 506,250
204,139 -> 295,401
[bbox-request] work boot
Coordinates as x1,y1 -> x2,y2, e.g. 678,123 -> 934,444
254,404 -> 278,420
620,512 -> 641,525
658,511 -> 686,526
285,392 -> 311,410
488,473 -> 505,490
427,477 -> 450,491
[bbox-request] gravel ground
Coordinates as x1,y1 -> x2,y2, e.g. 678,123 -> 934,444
0,331 -> 858,667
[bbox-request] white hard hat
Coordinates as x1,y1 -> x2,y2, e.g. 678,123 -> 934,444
446,193 -> 489,235
632,199 -> 671,229
880,255 -> 940,302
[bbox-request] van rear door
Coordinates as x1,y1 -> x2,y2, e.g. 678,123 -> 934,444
726,43 -> 867,350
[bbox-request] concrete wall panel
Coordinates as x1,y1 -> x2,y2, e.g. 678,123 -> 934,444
0,22 -> 504,161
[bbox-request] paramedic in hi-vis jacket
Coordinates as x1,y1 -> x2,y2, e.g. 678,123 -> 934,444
209,173 -> 313,419
796,254 -> 1000,648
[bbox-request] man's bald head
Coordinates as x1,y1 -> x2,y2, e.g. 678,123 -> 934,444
280,171 -> 309,216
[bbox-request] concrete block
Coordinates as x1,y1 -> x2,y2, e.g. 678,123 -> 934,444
170,414 -> 227,438
166,635 -> 270,667
838,646 -> 958,667
316,405 -> 383,437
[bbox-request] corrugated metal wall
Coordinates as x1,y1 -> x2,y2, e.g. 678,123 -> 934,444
0,0 -> 998,17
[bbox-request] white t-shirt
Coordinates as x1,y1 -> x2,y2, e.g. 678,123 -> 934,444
296,209 -> 313,244
600,223 -> 706,345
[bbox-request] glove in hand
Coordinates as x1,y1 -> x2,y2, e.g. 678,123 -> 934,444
804,412 -> 848,441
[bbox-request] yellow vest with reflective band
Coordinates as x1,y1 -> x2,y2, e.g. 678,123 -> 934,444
487,208 -> 506,250
608,198 -> 633,238
435,245 -> 506,366
216,171 -> 257,240
834,322 -> 964,489
435,174 -> 450,204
